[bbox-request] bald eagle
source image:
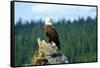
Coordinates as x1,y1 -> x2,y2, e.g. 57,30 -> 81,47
44,17 -> 61,50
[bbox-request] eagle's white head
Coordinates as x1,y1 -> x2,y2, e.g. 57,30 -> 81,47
45,16 -> 53,25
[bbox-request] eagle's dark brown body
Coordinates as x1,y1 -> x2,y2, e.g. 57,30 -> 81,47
44,25 -> 60,50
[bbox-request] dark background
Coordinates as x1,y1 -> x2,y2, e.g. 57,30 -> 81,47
14,17 -> 97,66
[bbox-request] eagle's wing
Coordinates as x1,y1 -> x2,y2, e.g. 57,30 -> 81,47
46,27 -> 59,42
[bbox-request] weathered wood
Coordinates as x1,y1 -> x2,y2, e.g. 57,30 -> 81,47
31,38 -> 68,65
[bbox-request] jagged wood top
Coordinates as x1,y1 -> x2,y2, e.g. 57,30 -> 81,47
31,38 -> 68,65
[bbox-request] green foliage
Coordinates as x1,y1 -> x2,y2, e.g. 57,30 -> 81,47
14,17 -> 97,66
